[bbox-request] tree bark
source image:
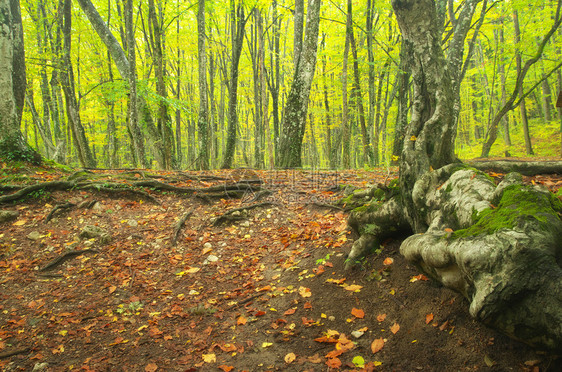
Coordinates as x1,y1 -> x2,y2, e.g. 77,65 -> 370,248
196,0 -> 209,170
60,0 -> 96,168
340,1 -> 351,169
0,0 -> 39,163
276,0 -> 321,168
221,1 -> 247,169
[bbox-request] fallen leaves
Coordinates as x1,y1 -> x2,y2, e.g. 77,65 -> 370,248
376,313 -> 387,322
425,313 -> 434,324
237,315 -> 247,325
390,323 -> 400,334
298,286 -> 312,298
284,352 -> 296,364
344,284 -> 363,292
202,353 -> 216,363
351,308 -> 365,319
371,338 -> 385,354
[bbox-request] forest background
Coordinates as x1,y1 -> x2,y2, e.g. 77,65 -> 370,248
18,0 -> 562,170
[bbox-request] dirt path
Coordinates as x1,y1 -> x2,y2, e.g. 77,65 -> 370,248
0,164 -> 560,371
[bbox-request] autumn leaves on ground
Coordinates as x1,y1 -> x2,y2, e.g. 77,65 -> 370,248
0,163 -> 559,371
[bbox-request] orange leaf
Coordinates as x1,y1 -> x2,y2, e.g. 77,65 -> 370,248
284,352 -> 297,364
284,308 -> 296,315
303,302 -> 312,309
109,286 -> 117,294
237,315 -> 247,325
326,357 -> 342,368
145,363 -> 158,372
257,285 -> 271,292
351,308 -> 365,319
326,349 -> 344,359
383,257 -> 394,265
376,313 -> 386,322
371,338 -> 385,354
218,365 -> 234,372
390,323 -> 400,334
425,313 -> 434,324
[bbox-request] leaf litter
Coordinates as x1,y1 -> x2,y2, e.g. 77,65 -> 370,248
0,166 -> 555,371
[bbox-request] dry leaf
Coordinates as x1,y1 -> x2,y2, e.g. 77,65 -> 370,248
351,308 -> 365,319
344,284 -> 362,292
202,353 -> 216,363
298,286 -> 312,298
383,257 -> 394,265
284,352 -> 296,364
371,338 -> 385,354
237,315 -> 247,325
376,313 -> 386,322
390,323 -> 400,334
425,313 -> 434,324
145,363 -> 158,372
284,308 -> 296,315
326,357 -> 342,368
218,365 -> 234,372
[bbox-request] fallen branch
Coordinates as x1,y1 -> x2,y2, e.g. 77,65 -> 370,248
172,209 -> 194,246
306,202 -> 343,211
0,347 -> 29,359
79,183 -> 160,204
39,249 -> 99,272
467,160 -> 562,176
213,202 -> 276,226
45,202 -> 76,222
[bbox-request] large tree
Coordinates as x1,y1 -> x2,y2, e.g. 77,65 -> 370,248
0,0 -> 40,163
345,0 -> 562,351
277,0 -> 321,168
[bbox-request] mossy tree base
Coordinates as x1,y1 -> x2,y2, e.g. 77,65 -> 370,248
346,164 -> 562,351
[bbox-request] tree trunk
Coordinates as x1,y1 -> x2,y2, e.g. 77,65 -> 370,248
340,2 -> 351,169
196,0 -> 209,170
348,0 -> 372,165
0,0 -> 39,163
276,0 -> 321,168
481,1 -> 561,157
60,0 -> 96,168
221,1 -> 247,169
343,0 -> 562,351
513,10 -> 534,155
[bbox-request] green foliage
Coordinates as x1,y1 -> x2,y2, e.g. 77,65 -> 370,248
0,139 -> 41,165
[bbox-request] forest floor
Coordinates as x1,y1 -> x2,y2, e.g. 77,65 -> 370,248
1,161 -> 562,372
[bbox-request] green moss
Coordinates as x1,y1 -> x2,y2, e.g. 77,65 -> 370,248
388,178 -> 400,188
451,185 -> 562,240
353,201 -> 382,213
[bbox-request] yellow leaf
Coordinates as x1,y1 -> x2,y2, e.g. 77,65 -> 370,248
410,135 -> 417,141
261,342 -> 273,348
202,353 -> 216,363
374,361 -> 382,366
284,352 -> 296,364
12,219 -> 27,226
344,284 -> 362,292
59,330 -> 67,336
298,286 -> 312,298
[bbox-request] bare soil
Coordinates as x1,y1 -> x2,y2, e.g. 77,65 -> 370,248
1,163 -> 561,371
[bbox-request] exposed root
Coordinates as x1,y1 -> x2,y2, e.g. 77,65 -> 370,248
172,209 -> 194,246
45,202 -> 76,222
39,249 -> 99,272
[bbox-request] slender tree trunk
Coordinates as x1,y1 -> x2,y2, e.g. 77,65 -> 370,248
340,3 -> 351,169
277,0 -> 321,168
391,44 -> 410,165
481,0 -> 561,157
293,0 -> 304,67
513,10 -> 534,155
196,0 -> 209,169
221,1 -> 247,169
366,0 -> 377,165
348,0 -> 372,165
60,0 -> 96,167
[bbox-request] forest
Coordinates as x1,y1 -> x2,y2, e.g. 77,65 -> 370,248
11,0 -> 562,170
3,0 -> 562,370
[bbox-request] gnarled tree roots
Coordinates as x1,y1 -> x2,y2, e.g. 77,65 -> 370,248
346,164 -> 562,351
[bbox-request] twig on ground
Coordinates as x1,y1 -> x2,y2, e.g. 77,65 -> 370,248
39,249 -> 99,272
